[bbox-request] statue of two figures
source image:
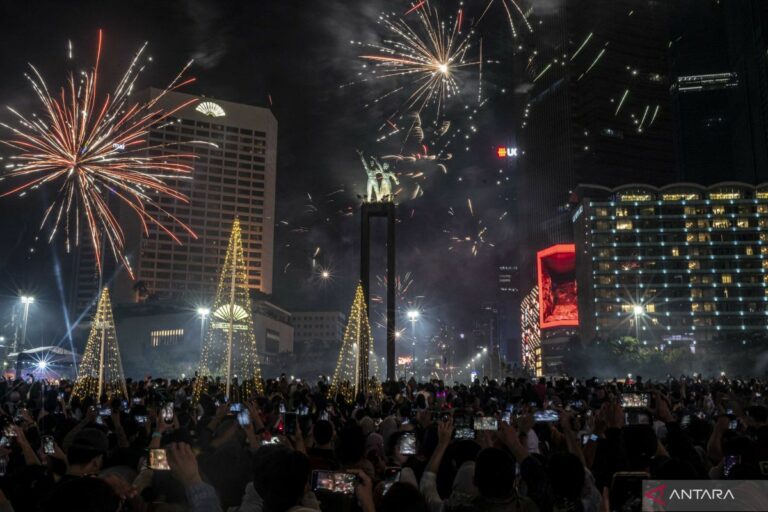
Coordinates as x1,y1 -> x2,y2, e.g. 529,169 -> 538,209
358,150 -> 399,203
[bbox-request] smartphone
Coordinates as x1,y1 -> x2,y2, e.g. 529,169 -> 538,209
681,415 -> 691,429
279,402 -> 286,414
121,400 -> 129,411
501,411 -> 512,424
382,467 -> 401,495
581,433 -> 599,445
149,448 -> 170,470
533,410 -> 560,423
729,419 -> 738,430
724,455 -> 740,477
319,411 -> 330,421
237,409 -> 250,427
620,393 -> 650,409
261,437 -> 281,446
99,407 -> 112,417
95,416 -> 104,426
42,435 -> 55,455
229,403 -> 243,413
399,433 -> 416,455
283,412 -> 297,436
57,392 -> 65,400
132,397 -> 142,405
162,403 -> 174,424
454,427 -> 475,440
135,415 -> 148,425
311,470 -> 357,494
474,417 -> 498,431
2,425 -> 16,438
0,437 -> 9,447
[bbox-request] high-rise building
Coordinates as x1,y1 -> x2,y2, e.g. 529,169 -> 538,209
574,182 -> 768,344
516,0 -> 676,303
670,0 -> 768,185
71,91 -> 277,315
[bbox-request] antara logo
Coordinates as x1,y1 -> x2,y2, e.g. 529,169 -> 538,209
669,489 -> 735,500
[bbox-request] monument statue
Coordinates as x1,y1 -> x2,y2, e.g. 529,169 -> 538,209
358,150 -> 398,202
378,164 -> 399,202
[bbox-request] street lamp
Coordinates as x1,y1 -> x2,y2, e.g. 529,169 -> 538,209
407,310 -> 420,378
197,307 -> 210,348
16,296 -> 34,377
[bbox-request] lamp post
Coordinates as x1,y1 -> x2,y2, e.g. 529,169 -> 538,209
407,310 -> 420,379
16,296 -> 34,378
197,307 -> 210,348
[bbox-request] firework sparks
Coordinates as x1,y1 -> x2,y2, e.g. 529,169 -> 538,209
479,0 -> 533,39
1,31 -> 201,277
355,1 -> 478,125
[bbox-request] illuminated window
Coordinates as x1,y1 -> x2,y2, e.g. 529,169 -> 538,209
619,193 -> 653,202
662,193 -> 700,201
686,233 -> 696,242
712,206 -> 726,215
721,274 -> 733,284
758,205 -> 768,214
710,191 -> 742,200
688,261 -> 700,270
596,208 -> 609,217
691,288 -> 702,298
691,303 -> 701,312
685,220 -> 695,229
698,233 -> 710,242
684,207 -> 697,215
616,220 -> 633,230
671,247 -> 680,256
713,218 -> 730,229
737,218 -> 750,228
615,208 -> 629,217
150,328 -> 184,347
621,304 -> 633,313
755,191 -> 768,199
764,260 -> 768,269
703,303 -> 715,312
646,304 -> 655,313
746,246 -> 754,256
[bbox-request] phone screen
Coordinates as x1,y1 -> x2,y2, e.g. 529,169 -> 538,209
229,403 -> 243,413
533,410 -> 560,422
454,427 -> 475,440
135,415 -> 148,425
620,393 -> 650,408
729,419 -> 738,430
99,407 -> 112,417
311,470 -> 357,494
474,417 -> 498,431
625,411 -> 651,425
399,433 -> 416,455
42,435 -> 55,455
149,449 -> 170,470
237,409 -> 250,427
724,455 -> 740,477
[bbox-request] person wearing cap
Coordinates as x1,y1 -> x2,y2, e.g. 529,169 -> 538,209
60,428 -> 109,485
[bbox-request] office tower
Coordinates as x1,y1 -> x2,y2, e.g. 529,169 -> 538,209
574,183 -> 768,344
72,90 -> 277,315
670,0 -> 768,185
516,0 -> 676,298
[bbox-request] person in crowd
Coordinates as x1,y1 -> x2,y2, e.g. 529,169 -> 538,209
0,373 -> 765,511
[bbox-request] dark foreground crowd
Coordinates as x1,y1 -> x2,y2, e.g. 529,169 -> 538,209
0,373 -> 766,512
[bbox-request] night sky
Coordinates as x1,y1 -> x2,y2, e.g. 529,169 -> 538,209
0,1 -> 524,350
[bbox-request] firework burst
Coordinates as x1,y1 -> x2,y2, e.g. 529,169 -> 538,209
354,1 -> 478,127
479,0 -> 533,39
0,30 -> 201,277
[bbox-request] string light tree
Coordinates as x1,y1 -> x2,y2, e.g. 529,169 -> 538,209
193,218 -> 264,403
72,288 -> 128,400
328,283 -> 380,402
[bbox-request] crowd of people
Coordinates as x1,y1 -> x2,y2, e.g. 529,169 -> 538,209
0,373 -> 766,511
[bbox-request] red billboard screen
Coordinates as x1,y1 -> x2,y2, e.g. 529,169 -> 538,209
537,244 -> 578,329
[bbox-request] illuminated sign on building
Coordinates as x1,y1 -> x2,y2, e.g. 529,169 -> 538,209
496,146 -> 519,158
537,244 -> 579,329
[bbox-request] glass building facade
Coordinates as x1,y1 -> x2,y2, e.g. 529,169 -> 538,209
575,182 -> 768,344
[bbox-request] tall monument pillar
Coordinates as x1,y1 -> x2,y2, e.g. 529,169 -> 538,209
360,202 -> 396,381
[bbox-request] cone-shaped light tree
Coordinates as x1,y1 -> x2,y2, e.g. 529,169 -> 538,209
328,283 -> 376,402
72,288 -> 127,399
193,219 -> 263,402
